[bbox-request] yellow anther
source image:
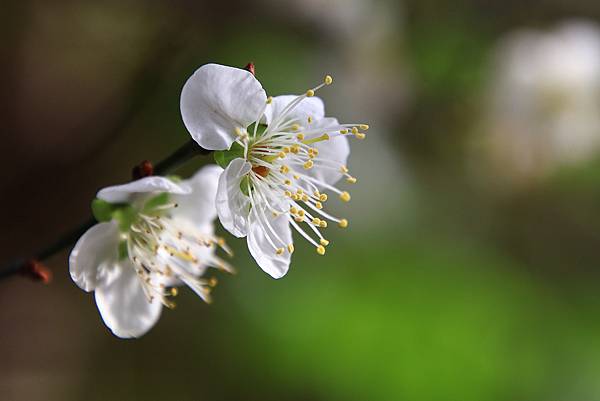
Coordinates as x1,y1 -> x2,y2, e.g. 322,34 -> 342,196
315,201 -> 323,209
338,219 -> 348,228
314,190 -> 321,196
293,174 -> 300,180
319,193 -> 328,202
217,237 -> 226,246
302,194 -> 309,202
296,133 -> 305,141
340,191 -> 351,202
278,151 -> 286,158
324,75 -> 333,85
292,194 -> 300,201
165,300 -> 177,309
303,160 -> 314,169
297,188 -> 304,195
291,124 -> 300,131
272,212 -> 279,217
284,190 -> 292,197
340,129 -> 348,134
355,133 -> 366,140
320,238 -> 330,246
284,179 -> 292,185
297,210 -> 305,217
312,148 -> 319,156
276,247 -> 285,255
283,147 -> 291,153
346,176 -> 357,184
307,116 -> 313,124
280,165 -> 290,174
319,221 -> 328,228
351,127 -> 358,135
235,127 -> 243,136
295,216 -> 304,222
306,89 -> 315,97
340,165 -> 349,173
290,206 -> 298,214
287,244 -> 295,253
170,287 -> 178,296
208,277 -> 218,287
316,245 -> 326,255
360,124 -> 369,130
312,217 -> 321,225
266,96 -> 273,104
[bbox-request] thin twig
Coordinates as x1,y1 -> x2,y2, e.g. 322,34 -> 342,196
0,139 -> 211,283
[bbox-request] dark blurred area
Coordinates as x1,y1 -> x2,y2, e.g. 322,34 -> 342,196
3,1 -> 600,400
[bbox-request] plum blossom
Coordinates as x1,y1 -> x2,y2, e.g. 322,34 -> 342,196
69,165 -> 232,338
484,20 -> 600,181
180,63 -> 367,278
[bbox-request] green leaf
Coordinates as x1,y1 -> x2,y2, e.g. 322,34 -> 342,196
214,141 -> 245,169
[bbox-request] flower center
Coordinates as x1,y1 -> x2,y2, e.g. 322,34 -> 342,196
230,74 -> 368,257
124,195 -> 232,308
251,165 -> 270,177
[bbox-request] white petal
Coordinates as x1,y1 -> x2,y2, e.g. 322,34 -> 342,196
180,63 -> 267,150
94,261 -> 162,338
69,222 -> 120,292
247,211 -> 292,279
264,95 -> 325,127
97,176 -> 191,204
300,117 -> 350,186
172,164 -> 223,225
216,158 -> 252,237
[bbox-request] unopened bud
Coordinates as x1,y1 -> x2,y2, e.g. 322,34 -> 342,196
244,62 -> 256,76
132,160 -> 154,180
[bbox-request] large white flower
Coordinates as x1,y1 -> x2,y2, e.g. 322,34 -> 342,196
180,64 -> 367,278
69,165 -> 232,338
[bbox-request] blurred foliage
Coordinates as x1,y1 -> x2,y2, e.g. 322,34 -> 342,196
4,1 -> 600,401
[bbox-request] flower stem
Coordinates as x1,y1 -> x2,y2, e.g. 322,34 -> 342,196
0,139 -> 211,283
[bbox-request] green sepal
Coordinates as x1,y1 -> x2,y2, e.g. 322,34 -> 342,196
91,198 -> 138,231
166,175 -> 182,183
240,175 -> 250,196
214,141 -> 245,169
247,123 -> 268,137
91,198 -> 115,222
112,205 -> 137,232
143,193 -> 171,213
118,240 -> 129,260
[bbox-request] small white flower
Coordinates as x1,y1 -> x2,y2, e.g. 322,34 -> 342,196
180,64 -> 367,278
485,20 -> 600,180
69,165 -> 232,338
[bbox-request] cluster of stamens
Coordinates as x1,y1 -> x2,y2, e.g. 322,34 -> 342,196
234,74 -> 368,257
125,201 -> 233,308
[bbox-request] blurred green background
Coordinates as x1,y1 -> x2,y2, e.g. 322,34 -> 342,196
3,1 -> 600,400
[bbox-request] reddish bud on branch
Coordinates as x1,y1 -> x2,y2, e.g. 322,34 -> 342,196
20,259 -> 52,284
244,62 -> 255,76
132,160 -> 154,180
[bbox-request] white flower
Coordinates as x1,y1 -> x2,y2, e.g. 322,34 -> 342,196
69,165 -> 232,338
485,20 -> 600,180
180,64 -> 367,278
